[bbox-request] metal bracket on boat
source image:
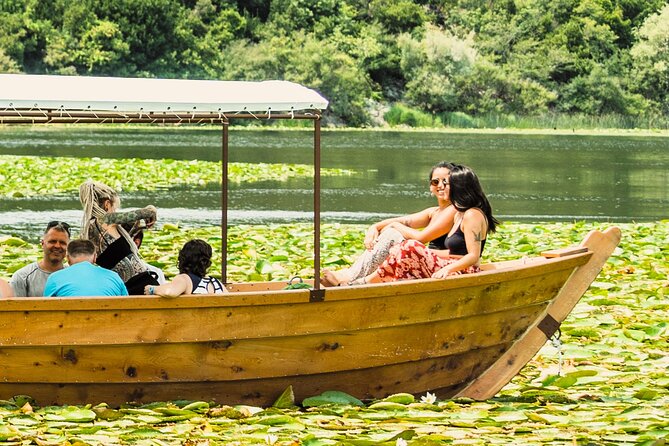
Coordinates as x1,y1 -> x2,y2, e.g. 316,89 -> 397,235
537,314 -> 561,339
309,288 -> 325,302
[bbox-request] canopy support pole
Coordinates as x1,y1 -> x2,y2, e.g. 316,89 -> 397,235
221,120 -> 229,284
314,117 -> 321,290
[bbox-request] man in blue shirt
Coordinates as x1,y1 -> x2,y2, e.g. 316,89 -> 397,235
44,239 -> 128,297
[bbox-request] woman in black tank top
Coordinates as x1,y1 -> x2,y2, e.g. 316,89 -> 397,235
321,161 -> 458,287
353,164 -> 499,284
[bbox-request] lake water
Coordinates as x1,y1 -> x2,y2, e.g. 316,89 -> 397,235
0,127 -> 667,241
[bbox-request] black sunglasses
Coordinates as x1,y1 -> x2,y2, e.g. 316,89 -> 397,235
429,178 -> 450,187
46,220 -> 71,236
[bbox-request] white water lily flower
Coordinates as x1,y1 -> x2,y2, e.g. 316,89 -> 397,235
265,434 -> 279,445
396,438 -> 408,446
420,391 -> 437,404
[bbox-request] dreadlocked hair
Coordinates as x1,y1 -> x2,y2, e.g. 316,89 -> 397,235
79,180 -> 119,240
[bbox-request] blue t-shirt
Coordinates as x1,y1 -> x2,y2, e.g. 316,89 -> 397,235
43,261 -> 128,297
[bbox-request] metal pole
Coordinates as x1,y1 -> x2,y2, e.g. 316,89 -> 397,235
314,117 -> 321,289
222,120 -> 229,283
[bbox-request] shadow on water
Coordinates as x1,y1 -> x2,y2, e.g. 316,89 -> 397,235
0,126 -> 667,241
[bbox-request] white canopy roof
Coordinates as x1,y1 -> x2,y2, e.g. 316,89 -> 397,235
0,74 -> 328,114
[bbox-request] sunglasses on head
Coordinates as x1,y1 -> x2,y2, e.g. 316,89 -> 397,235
46,220 -> 71,236
430,178 -> 450,187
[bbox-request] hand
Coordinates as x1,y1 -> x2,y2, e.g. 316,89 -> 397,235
145,205 -> 157,228
364,226 -> 379,250
432,267 -> 452,279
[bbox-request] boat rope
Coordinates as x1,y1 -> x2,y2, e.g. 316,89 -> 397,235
550,329 -> 563,376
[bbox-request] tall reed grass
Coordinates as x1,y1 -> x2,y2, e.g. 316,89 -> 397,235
384,104 -> 669,130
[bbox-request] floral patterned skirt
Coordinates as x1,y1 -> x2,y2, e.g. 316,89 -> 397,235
376,239 -> 480,281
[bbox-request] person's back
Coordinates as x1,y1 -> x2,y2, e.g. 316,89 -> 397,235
43,239 -> 128,297
144,239 -> 227,297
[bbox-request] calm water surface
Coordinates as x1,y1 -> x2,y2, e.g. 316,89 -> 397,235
0,127 -> 667,240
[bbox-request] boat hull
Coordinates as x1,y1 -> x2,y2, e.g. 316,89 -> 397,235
0,228 -> 621,406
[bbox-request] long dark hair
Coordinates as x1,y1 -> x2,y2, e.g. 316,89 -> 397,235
448,164 -> 499,233
177,239 -> 213,277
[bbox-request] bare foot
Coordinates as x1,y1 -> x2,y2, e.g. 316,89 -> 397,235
320,270 -> 341,287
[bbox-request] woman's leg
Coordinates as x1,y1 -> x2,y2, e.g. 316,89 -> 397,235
374,240 -> 441,282
323,227 -> 404,286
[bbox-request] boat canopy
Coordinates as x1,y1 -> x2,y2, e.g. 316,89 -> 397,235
0,73 -> 326,290
0,74 -> 328,116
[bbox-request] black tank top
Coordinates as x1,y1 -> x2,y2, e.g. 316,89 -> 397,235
428,233 -> 447,250
445,225 -> 487,256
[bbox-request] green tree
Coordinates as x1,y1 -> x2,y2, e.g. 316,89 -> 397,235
41,1 -> 130,75
630,3 -> 669,113
0,0 -> 54,72
368,0 -> 431,34
89,0 -> 185,76
0,47 -> 20,72
221,33 -> 373,126
0,10 -> 27,68
456,59 -> 558,115
264,0 -> 341,35
398,25 -> 477,113
558,65 -> 645,114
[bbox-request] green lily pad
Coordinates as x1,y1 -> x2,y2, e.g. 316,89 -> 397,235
302,391 -> 364,407
273,386 -> 296,408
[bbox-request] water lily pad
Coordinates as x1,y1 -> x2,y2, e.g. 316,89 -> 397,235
302,391 -> 364,407
273,386 -> 296,409
633,389 -> 659,400
367,401 -> 409,411
42,406 -> 96,422
380,393 -> 415,405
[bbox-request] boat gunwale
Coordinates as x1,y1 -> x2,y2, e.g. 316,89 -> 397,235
0,250 -> 592,312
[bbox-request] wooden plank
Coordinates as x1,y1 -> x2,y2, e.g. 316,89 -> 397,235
0,343 -> 510,406
0,303 -> 547,383
0,267 -> 574,346
456,227 -> 622,400
541,247 -> 589,258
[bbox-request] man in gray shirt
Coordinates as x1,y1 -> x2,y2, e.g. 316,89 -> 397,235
10,221 -> 70,297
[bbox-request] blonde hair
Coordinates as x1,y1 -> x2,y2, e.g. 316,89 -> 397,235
79,180 -> 119,239
79,180 -> 139,256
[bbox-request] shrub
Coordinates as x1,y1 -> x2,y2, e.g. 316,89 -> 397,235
384,104 -> 436,127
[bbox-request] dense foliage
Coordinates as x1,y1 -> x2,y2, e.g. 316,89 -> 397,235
1,0 -> 668,127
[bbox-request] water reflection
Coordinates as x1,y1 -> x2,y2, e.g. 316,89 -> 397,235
0,127 -> 667,241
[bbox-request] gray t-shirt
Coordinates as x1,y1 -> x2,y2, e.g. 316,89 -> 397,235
10,261 -> 52,297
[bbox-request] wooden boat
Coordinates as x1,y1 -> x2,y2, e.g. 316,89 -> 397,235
0,74 -> 621,406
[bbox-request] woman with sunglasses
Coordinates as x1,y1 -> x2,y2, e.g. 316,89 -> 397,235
355,163 -> 499,284
321,161 -> 457,287
79,180 -> 159,295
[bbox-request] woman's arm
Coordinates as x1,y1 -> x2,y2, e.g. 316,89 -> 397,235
364,207 -> 438,249
387,205 -> 456,243
103,205 -> 157,227
432,209 -> 487,278
145,273 -> 191,297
